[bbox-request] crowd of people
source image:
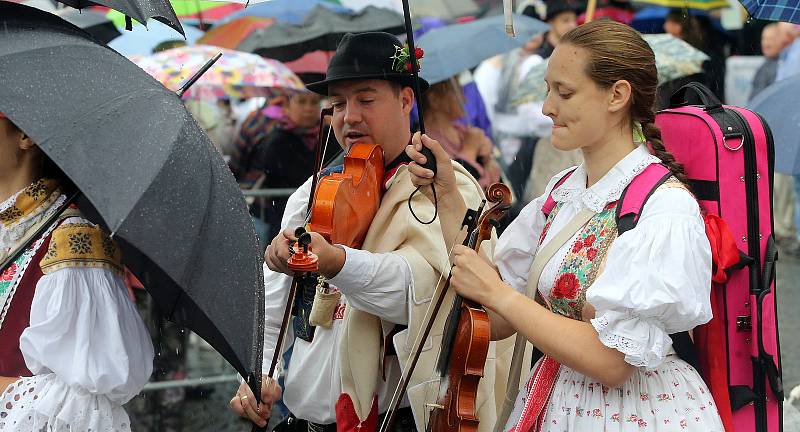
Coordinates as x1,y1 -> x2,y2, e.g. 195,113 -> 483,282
2,1 -> 799,431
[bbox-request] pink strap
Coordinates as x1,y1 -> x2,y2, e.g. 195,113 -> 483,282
617,163 -> 671,223
541,169 -> 577,217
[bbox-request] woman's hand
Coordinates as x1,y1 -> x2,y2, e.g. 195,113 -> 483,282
450,245 -> 512,310
407,132 -> 460,204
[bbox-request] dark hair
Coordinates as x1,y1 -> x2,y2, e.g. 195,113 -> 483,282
559,20 -> 689,184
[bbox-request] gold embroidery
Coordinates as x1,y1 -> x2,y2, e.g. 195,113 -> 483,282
40,223 -> 122,275
0,179 -> 59,226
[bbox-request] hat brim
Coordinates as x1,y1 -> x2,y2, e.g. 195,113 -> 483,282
306,72 -> 429,95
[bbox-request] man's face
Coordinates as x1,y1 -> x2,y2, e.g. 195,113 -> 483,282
762,26 -> 783,59
327,79 -> 414,162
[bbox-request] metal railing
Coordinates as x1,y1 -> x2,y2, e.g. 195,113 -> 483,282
241,188 -> 297,198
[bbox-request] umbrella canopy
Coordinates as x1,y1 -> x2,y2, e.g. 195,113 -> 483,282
416,13 -> 548,85
512,33 -> 709,105
46,0 -> 183,35
106,2 -> 244,26
0,2 -> 264,393
108,19 -> 205,56
748,74 -> 800,174
57,9 -> 121,43
221,0 -> 352,25
196,16 -> 274,50
739,0 -> 800,23
131,44 -> 306,99
238,5 -> 405,62
632,0 -> 731,10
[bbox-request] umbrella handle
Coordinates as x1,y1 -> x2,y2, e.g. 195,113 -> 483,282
176,52 -> 223,98
503,0 -> 515,37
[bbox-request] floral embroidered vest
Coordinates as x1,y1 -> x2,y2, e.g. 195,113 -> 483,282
539,201 -> 619,319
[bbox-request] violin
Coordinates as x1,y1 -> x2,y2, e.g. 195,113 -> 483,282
381,183 -> 513,432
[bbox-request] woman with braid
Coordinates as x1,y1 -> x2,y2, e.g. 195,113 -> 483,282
406,21 -> 724,431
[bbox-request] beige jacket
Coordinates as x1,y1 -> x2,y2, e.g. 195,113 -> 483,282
338,162 -> 511,432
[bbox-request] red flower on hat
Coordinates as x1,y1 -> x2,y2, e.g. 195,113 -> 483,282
552,272 -> 580,299
391,44 -> 423,73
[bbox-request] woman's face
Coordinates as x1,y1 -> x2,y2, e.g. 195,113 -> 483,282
542,44 -> 619,152
286,92 -> 322,129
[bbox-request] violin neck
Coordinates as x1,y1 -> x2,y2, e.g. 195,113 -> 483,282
435,293 -> 464,376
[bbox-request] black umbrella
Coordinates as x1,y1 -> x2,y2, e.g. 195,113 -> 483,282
44,0 -> 184,35
239,5 -> 405,62
58,9 -> 122,43
0,2 -> 264,395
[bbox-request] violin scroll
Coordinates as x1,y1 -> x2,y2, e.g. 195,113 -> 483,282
288,228 -> 319,273
477,183 -> 512,240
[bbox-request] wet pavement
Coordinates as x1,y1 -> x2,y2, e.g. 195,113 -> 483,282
124,248 -> 800,431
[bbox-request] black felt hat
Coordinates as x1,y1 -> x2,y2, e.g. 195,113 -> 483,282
306,32 -> 429,95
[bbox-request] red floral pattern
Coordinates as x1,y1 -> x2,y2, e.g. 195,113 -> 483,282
552,273 -> 580,299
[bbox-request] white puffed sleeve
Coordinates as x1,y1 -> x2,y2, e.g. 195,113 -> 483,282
587,187 -> 713,369
1,266 -> 154,431
495,168 -> 574,294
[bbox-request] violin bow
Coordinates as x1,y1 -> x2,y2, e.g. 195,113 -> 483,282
379,202 -> 484,432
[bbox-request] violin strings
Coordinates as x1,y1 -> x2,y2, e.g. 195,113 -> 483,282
380,227 -> 464,431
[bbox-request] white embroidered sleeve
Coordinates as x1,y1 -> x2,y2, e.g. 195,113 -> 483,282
587,187 -> 713,369
2,265 -> 153,432
495,168 -> 575,294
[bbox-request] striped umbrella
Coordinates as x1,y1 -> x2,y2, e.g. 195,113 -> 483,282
131,45 -> 306,99
632,0 -> 731,10
739,0 -> 800,23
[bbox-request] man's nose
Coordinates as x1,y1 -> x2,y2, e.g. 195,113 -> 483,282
343,104 -> 361,124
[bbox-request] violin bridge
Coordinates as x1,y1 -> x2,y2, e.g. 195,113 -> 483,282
425,403 -> 445,410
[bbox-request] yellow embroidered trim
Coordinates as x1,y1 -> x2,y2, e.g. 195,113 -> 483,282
0,178 -> 59,226
40,223 -> 122,275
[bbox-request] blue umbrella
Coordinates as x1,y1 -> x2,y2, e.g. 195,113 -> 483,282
748,74 -> 800,174
221,0 -> 351,25
416,14 -> 548,85
739,0 -> 800,24
108,21 -> 205,56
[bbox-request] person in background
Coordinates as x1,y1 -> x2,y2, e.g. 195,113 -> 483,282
247,90 -> 322,244
663,9 -> 728,101
776,22 -> 800,81
748,24 -> 798,251
475,0 -> 579,202
422,77 -> 501,190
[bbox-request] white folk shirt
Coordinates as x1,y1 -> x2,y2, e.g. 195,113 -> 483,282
262,177 -> 413,424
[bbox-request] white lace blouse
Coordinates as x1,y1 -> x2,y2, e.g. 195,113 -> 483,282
0,189 -> 153,432
494,144 -> 713,369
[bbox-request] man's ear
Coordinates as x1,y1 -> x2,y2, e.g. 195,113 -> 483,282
400,86 -> 415,115
608,79 -> 632,114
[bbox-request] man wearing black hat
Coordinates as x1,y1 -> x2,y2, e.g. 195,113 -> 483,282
230,32 -> 498,432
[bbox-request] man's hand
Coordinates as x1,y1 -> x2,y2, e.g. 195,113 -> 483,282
229,376 -> 282,427
265,228 -> 346,279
